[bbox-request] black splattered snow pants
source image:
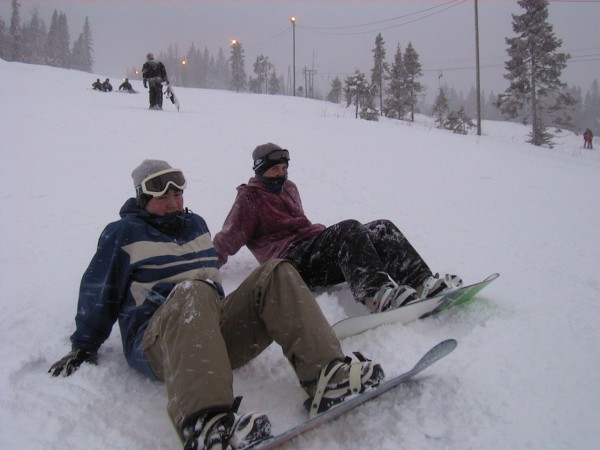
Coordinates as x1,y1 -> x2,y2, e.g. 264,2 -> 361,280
285,219 -> 433,303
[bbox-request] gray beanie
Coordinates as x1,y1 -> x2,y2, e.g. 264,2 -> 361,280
252,143 -> 289,174
132,159 -> 172,187
131,159 -> 172,204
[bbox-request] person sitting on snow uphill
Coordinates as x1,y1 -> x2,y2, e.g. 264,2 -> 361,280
48,159 -> 384,450
213,143 -> 463,314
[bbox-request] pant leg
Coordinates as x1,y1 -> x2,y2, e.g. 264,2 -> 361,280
143,280 -> 234,432
363,219 -> 433,287
149,78 -> 162,107
221,259 -> 344,383
286,220 -> 393,303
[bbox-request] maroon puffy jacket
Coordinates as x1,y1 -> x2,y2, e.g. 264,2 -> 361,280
213,178 -> 325,265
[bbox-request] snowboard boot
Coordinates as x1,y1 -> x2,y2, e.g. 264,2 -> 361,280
365,283 -> 418,313
302,353 -> 385,418
182,398 -> 272,450
417,273 -> 463,299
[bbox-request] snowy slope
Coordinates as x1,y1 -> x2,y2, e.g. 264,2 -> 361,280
1,59 -> 599,449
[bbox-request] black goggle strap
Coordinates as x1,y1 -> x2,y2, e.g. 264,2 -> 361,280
253,149 -> 290,170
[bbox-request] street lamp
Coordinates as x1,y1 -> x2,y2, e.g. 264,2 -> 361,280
290,16 -> 296,96
474,0 -> 482,135
230,40 -> 242,93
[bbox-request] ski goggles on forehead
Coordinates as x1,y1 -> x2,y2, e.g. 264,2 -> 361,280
253,149 -> 290,170
136,168 -> 187,197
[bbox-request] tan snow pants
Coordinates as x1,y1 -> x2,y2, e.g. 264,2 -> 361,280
142,259 -> 344,434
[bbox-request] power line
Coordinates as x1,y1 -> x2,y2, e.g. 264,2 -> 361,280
297,1 -> 467,36
298,0 -> 465,31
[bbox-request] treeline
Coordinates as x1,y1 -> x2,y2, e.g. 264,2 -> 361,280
3,1 -> 599,136
0,0 -> 93,72
427,82 -> 600,134
126,43 -> 287,96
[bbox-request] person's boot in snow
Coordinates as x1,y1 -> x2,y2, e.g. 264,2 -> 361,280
182,398 -> 272,450
365,282 -> 418,312
417,273 -> 463,299
303,353 -> 385,417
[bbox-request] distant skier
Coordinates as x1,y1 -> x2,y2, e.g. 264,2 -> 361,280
142,52 -> 168,110
118,77 -> 134,93
583,128 -> 593,149
92,78 -> 103,91
102,78 -> 113,92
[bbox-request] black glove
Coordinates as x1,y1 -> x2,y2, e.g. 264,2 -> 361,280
143,79 -> 147,88
48,349 -> 98,377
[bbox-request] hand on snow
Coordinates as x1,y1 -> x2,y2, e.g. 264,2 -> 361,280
143,79 -> 147,88
48,349 -> 98,377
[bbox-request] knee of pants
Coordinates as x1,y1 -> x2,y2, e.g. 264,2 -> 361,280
252,259 -> 306,297
167,280 -> 221,311
333,219 -> 363,234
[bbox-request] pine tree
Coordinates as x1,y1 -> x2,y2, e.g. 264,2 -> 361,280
582,80 -> 600,132
444,107 -> 475,135
496,0 -> 575,147
9,0 -> 22,61
402,42 -> 423,122
268,71 -> 281,94
344,70 -> 371,119
46,10 -> 71,68
384,44 -> 408,119
0,17 -> 8,60
21,8 -> 47,65
360,84 -> 379,121
253,55 -> 272,94
230,40 -> 246,92
215,47 -> 230,90
432,87 -> 449,128
371,33 -> 387,116
326,76 -> 343,104
71,16 -> 93,72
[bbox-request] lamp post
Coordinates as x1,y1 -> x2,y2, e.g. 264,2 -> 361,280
230,39 -> 242,93
290,16 -> 296,96
474,0 -> 482,136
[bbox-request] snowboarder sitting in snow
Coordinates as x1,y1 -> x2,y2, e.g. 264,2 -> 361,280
102,78 -> 113,92
91,78 -> 103,91
583,128 -> 593,149
142,52 -> 168,110
48,159 -> 384,449
214,143 -> 463,314
118,77 -> 134,93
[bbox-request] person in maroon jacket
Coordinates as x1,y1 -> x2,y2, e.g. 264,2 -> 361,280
213,143 -> 462,313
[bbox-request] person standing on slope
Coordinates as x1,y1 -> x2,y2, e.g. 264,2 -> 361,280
142,53 -> 168,110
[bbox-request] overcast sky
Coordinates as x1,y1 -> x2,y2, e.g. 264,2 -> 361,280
4,0 -> 600,99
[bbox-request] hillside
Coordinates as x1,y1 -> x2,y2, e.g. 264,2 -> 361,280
1,59 -> 600,449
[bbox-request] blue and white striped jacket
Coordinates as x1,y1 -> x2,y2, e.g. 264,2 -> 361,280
70,198 -> 223,379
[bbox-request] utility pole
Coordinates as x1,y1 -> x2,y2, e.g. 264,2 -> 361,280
290,16 -> 296,96
474,0 -> 482,136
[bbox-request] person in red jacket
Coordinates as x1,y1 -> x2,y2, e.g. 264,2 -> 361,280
213,143 -> 462,313
584,128 -> 593,149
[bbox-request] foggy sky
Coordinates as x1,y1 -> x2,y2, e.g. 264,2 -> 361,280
3,0 -> 600,100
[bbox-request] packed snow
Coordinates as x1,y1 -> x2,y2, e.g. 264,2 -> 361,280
1,59 -> 599,449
